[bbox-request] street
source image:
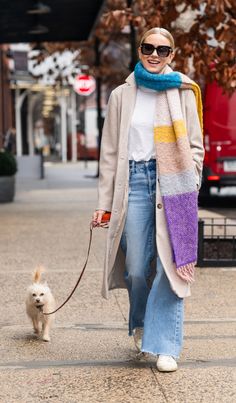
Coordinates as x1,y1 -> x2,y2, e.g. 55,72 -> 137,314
0,162 -> 235,403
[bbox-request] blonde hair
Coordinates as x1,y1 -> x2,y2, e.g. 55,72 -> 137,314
140,27 -> 175,49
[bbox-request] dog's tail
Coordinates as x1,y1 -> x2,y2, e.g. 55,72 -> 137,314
33,266 -> 46,283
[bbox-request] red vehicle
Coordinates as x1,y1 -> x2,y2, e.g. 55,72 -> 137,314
200,82 -> 236,197
67,132 -> 98,161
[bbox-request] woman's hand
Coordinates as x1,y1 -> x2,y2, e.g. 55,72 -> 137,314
92,209 -> 106,227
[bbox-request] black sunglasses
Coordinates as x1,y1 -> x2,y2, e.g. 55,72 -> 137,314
140,43 -> 173,58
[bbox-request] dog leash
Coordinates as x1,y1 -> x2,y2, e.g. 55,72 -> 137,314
43,213 -> 111,316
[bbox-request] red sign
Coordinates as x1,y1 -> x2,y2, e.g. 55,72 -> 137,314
73,74 -> 96,96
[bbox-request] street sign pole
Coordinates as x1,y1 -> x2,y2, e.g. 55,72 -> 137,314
73,74 -> 96,167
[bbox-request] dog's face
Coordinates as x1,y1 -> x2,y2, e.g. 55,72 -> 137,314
27,283 -> 51,308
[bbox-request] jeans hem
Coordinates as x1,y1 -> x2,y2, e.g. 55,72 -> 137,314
141,349 -> 179,360
129,326 -> 144,336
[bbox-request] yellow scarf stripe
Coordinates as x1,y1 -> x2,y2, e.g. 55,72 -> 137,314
191,83 -> 203,133
181,81 -> 203,134
154,120 -> 187,143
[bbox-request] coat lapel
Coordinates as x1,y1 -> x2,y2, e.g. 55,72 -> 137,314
119,73 -> 137,151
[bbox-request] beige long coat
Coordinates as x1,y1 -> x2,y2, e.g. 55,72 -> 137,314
97,72 -> 204,299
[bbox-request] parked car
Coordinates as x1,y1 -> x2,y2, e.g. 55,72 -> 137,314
200,81 -> 236,197
67,132 -> 98,161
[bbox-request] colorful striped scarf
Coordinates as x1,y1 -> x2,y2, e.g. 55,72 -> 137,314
134,61 -> 203,283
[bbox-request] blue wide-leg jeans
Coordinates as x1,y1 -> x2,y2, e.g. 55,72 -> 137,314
120,159 -> 184,359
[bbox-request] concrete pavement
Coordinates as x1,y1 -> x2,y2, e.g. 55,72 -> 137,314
0,161 -> 235,403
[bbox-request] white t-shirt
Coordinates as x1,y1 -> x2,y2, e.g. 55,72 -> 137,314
128,86 -> 156,161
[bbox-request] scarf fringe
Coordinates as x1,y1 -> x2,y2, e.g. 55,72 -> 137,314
176,262 -> 196,284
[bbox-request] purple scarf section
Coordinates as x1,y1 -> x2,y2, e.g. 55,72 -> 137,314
163,192 -> 198,268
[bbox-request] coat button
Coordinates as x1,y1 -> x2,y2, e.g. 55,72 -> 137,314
157,203 -> 162,209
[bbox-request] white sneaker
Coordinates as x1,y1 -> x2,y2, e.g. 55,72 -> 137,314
156,355 -> 178,372
133,327 -> 143,351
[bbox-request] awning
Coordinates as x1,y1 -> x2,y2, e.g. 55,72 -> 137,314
0,0 -> 104,44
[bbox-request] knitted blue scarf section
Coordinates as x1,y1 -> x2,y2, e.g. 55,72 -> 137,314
134,61 -> 182,91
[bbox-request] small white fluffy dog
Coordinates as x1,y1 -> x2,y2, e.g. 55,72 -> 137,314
26,266 -> 55,341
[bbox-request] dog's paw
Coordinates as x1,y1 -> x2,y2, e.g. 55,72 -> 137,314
42,335 -> 50,342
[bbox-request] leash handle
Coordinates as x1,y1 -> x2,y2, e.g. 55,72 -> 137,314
92,211 -> 111,229
44,212 -> 111,316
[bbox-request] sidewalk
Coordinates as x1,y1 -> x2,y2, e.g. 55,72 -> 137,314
0,162 -> 235,403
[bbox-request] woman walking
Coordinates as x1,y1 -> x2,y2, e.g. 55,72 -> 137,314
93,27 -> 204,372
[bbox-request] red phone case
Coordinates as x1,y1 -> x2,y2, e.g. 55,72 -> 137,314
101,212 -> 111,223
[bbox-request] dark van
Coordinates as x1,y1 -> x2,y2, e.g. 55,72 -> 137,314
200,81 -> 236,196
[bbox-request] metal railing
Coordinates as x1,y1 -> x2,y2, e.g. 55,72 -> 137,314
197,217 -> 236,267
